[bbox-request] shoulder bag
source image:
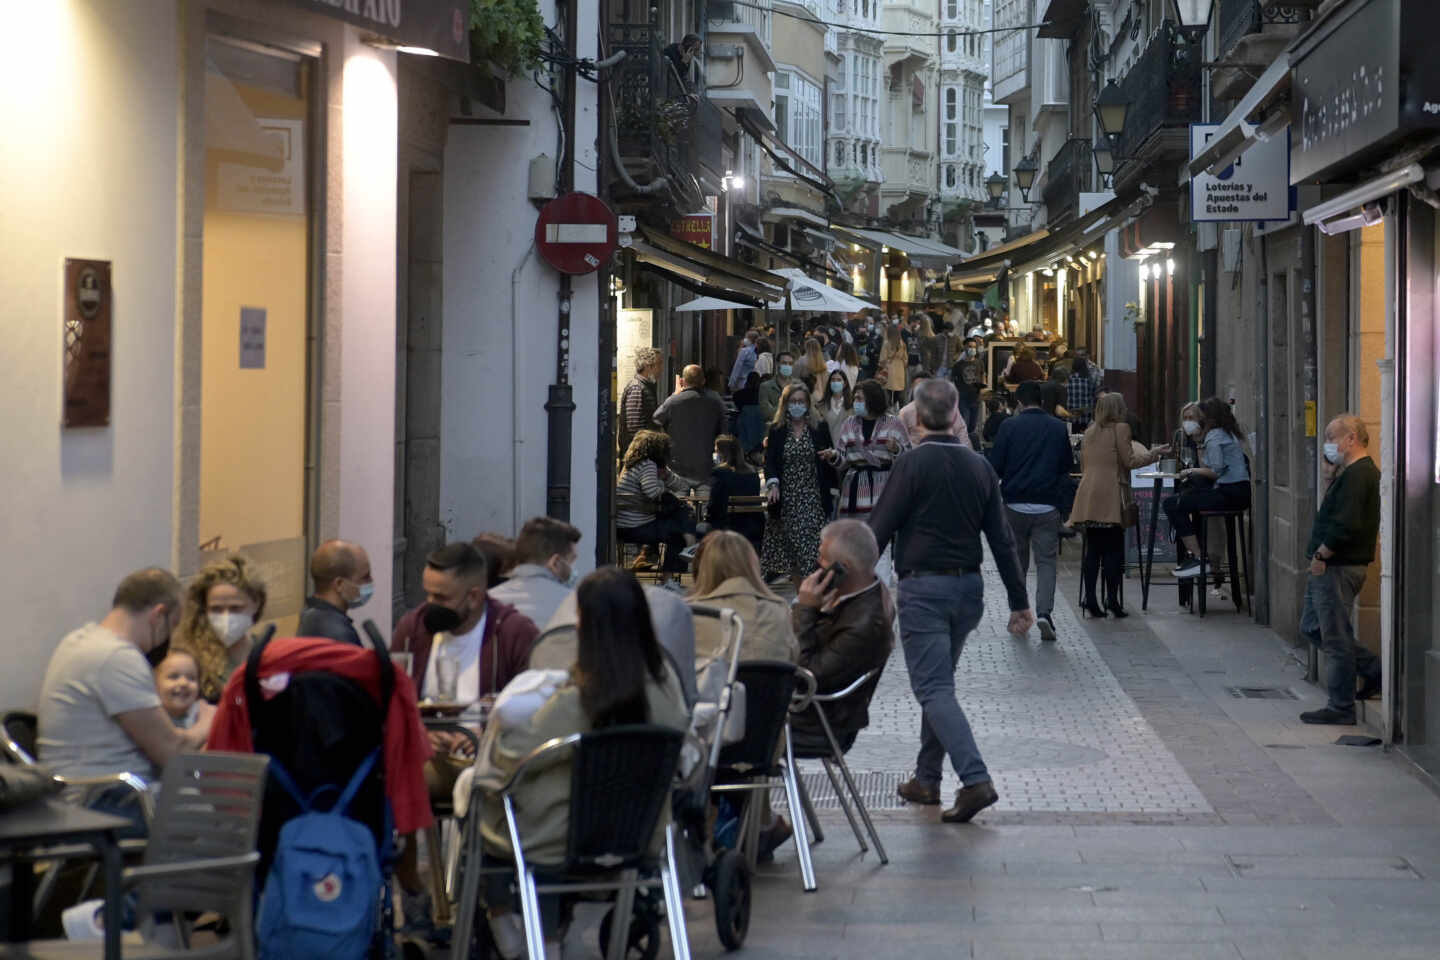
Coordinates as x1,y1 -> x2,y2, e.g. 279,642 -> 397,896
1114,426 -> 1139,529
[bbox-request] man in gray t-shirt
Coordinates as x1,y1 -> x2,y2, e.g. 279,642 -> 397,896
37,568 -> 214,798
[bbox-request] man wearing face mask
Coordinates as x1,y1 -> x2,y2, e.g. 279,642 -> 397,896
38,567 -> 214,828
297,540 -> 372,647
1299,415 -> 1382,725
758,350 -> 796,423
390,541 -> 538,927
488,517 -> 582,632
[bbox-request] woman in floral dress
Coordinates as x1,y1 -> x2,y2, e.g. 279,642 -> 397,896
760,382 -> 835,586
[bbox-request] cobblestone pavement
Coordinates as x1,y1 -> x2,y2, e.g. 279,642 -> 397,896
797,556 -> 1214,820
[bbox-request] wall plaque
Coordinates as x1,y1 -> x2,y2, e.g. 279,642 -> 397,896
62,258 -> 112,428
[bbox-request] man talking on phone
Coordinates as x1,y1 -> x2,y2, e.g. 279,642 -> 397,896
790,520 -> 894,755
869,378 -> 1033,824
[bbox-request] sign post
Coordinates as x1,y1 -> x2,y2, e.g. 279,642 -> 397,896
1189,123 -> 1290,222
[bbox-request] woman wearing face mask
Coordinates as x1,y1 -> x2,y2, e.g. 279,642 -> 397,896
950,360 -> 986,447
172,555 -> 268,703
1171,401 -> 1204,469
761,383 -> 837,586
834,378 -> 908,522
1164,397 -> 1252,580
879,321 -> 909,411
817,369 -> 855,440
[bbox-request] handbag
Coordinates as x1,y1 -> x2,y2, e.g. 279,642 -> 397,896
1114,427 -> 1140,528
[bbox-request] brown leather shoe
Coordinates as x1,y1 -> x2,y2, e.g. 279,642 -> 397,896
941,781 -> 999,823
896,777 -> 941,806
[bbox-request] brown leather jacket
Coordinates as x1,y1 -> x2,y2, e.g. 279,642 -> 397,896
391,597 -> 537,697
789,579 -> 892,745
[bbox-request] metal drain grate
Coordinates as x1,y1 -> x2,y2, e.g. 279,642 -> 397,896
1226,686 -> 1299,700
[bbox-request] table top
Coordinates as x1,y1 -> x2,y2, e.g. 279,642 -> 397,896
1135,470 -> 1181,480
0,800 -> 132,848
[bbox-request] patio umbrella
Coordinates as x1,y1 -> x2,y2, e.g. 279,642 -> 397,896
674,295 -> 755,311
766,268 -> 873,313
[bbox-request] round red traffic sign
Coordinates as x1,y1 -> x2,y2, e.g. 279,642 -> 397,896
535,192 -> 619,275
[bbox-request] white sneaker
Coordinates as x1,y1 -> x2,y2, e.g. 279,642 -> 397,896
488,912 -> 526,960
1173,561 -> 1202,579
1036,615 -> 1057,642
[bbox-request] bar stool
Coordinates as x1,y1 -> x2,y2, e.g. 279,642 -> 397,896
1191,506 -> 1251,617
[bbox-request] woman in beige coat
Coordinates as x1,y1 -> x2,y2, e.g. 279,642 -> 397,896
470,567 -> 688,954
878,321 -> 909,410
1069,393 -> 1165,618
687,530 -> 798,672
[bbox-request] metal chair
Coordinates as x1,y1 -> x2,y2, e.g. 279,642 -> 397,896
421,721 -> 481,925
1192,505 -> 1252,617
4,751 -> 268,960
3,711 -> 155,918
788,669 -> 888,866
710,661 -> 818,893
451,725 -> 690,960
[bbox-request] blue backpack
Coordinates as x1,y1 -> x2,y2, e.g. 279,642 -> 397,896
256,750 -> 381,960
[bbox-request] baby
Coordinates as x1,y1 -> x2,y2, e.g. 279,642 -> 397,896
154,649 -> 202,728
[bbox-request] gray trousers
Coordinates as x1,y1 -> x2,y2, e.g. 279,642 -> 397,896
1300,565 -> 1378,713
1006,507 -> 1060,618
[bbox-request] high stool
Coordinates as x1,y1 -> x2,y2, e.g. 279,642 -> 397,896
1192,506 -> 1251,617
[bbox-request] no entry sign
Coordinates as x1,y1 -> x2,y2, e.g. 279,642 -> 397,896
535,192 -> 619,275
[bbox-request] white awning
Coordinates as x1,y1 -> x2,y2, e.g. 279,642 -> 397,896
1185,53 -> 1292,182
766,268 -> 872,313
832,226 -> 966,267
674,296 -> 754,312
762,206 -> 830,228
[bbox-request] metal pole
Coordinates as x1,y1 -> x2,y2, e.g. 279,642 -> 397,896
1254,229 -> 1271,625
546,0 -> 580,521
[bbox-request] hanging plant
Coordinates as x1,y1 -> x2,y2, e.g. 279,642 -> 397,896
470,0 -> 544,77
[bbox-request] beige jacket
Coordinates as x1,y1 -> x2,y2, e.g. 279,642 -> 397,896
1069,423 -> 1161,526
471,664 -> 689,866
687,576 -> 798,669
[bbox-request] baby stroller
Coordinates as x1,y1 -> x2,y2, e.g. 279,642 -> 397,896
672,606 -> 752,951
210,633 -> 408,959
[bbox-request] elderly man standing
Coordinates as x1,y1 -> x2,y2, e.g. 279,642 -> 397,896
870,379 -> 1033,823
297,539 -> 372,646
1300,415 -> 1382,725
653,362 -> 726,497
789,520 -> 893,756
620,347 -> 663,460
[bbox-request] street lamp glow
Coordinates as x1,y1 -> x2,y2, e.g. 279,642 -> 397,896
1095,80 -> 1130,139
1170,0 -> 1215,44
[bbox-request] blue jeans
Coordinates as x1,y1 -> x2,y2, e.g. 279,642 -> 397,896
1300,565 -> 1377,714
898,573 -> 990,787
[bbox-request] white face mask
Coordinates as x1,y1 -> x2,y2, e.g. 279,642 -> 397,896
208,611 -> 253,648
1323,441 -> 1343,464
351,581 -> 375,609
852,400 -> 867,417
1182,420 -> 1201,436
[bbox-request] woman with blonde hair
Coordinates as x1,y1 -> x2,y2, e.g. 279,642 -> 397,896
878,321 -> 909,409
1068,392 -> 1164,618
792,337 -> 827,394
172,555 -> 268,703
688,530 -> 796,664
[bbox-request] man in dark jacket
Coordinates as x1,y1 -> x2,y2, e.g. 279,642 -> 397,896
790,520 -> 893,755
653,363 -> 726,495
296,539 -> 370,647
1300,415 -> 1382,725
620,347 -> 663,461
989,380 -> 1076,642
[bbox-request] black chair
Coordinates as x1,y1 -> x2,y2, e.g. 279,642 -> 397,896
450,725 -> 690,960
788,669 -> 889,865
711,661 -> 817,893
1192,505 -> 1251,617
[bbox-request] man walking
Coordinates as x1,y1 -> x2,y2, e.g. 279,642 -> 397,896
989,380 -> 1075,642
1299,415 -> 1382,725
729,328 -> 760,391
653,363 -> 726,496
619,347 -> 663,458
870,379 -> 1033,823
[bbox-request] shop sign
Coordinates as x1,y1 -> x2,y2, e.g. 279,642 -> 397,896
670,214 -> 713,249
219,118 -> 305,217
284,0 -> 469,62
1189,123 -> 1290,222
1290,0 -> 1440,183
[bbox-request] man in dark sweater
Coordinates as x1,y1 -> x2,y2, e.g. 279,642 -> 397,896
988,381 -> 1076,642
870,379 -> 1032,824
1299,415 -> 1382,725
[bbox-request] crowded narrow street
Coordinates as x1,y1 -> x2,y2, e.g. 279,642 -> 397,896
669,557 -> 1440,960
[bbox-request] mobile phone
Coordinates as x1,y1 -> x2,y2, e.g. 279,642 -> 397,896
825,562 -> 848,581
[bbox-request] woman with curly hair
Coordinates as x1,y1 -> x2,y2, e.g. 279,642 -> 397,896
172,555 -> 268,703
616,429 -> 697,573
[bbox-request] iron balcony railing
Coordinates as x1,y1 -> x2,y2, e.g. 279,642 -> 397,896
1041,138 -> 1093,221
1114,23 -> 1202,165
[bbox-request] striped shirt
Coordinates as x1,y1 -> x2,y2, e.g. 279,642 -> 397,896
616,460 -> 666,528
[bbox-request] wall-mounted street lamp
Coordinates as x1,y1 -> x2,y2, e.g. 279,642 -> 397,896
1094,79 -> 1130,140
1169,0 -> 1215,45
986,170 -> 1008,206
1092,137 -> 1115,185
1013,153 -> 1039,203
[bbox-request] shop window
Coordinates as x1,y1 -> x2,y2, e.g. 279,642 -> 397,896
946,165 -> 957,188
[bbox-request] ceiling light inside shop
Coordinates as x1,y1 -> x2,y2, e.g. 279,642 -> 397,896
1167,258 -> 1176,274
396,45 -> 440,56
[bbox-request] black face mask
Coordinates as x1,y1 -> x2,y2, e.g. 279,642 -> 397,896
422,601 -> 467,635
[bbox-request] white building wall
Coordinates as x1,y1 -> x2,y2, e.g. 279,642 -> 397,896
0,0 -> 181,707
440,0 -> 600,564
